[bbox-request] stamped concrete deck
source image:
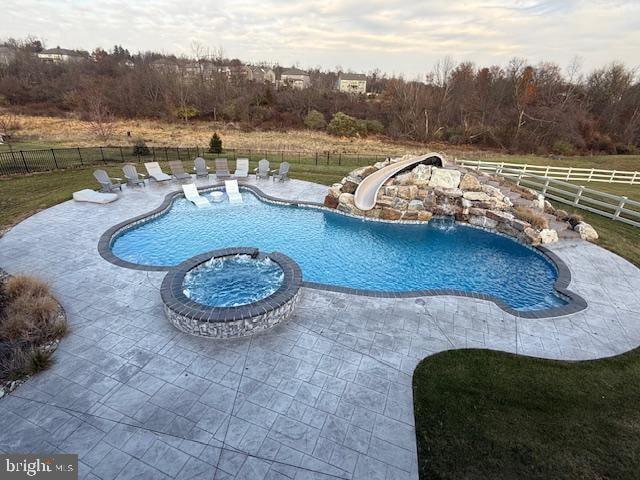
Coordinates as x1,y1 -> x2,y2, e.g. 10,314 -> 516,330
1,175 -> 639,480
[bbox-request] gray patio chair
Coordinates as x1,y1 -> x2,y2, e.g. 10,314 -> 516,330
193,157 -> 210,178
93,169 -> 122,193
272,162 -> 290,182
234,158 -> 249,178
169,160 -> 191,181
254,159 -> 270,180
215,158 -> 231,179
122,164 -> 147,187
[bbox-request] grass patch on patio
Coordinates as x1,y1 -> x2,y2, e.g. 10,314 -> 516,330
413,348 -> 640,480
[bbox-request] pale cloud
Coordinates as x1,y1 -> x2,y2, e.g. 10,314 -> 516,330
2,0 -> 638,77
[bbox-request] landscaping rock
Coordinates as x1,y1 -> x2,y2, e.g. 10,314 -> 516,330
469,215 -> 498,229
408,199 -> 425,211
324,194 -> 339,209
463,191 -> 491,202
397,185 -> 418,200
417,211 -> 433,222
341,177 -> 360,194
544,200 -> 556,214
459,174 -> 482,191
539,228 -> 559,244
531,194 -> 546,210
396,172 -> 414,185
575,222 -> 599,241
523,227 -> 542,245
381,208 -> 403,220
328,183 -> 342,198
376,195 -> 396,209
428,168 -> 461,189
402,211 -> 419,220
411,164 -> 432,185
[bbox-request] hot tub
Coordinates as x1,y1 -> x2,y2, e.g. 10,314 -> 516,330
160,247 -> 301,338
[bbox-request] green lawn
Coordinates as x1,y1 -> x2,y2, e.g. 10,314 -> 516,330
0,161 -> 346,231
414,348 -> 640,480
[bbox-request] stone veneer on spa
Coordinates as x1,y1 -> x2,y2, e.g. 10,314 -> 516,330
160,247 -> 302,338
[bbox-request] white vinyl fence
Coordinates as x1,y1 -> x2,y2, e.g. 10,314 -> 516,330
457,159 -> 640,185
457,161 -> 640,228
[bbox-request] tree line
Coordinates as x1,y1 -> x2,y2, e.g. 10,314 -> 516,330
0,38 -> 639,154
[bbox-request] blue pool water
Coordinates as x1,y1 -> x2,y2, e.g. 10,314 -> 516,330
111,190 -> 567,311
183,255 -> 284,307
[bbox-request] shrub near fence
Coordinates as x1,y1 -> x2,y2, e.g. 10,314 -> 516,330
0,146 -> 393,176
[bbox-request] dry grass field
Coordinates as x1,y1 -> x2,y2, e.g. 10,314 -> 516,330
9,114 -> 437,154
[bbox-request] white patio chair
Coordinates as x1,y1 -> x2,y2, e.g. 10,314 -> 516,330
224,179 -> 243,203
182,184 -> 210,207
144,162 -> 173,182
234,158 -> 249,178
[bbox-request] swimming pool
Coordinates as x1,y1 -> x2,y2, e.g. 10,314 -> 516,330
110,189 -> 568,311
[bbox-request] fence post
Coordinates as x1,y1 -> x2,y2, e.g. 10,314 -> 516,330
77,147 -> 83,165
119,147 -> 125,162
20,150 -> 30,174
165,148 -> 169,161
516,172 -> 523,185
326,151 -> 329,165
100,147 -> 106,164
573,186 -> 584,206
632,172 -> 638,185
545,165 -> 550,176
614,196 -> 627,218
339,153 -> 342,166
566,167 -> 572,180
51,149 -> 59,169
315,152 -> 318,166
152,147 -> 156,161
609,170 -> 616,183
588,168 -> 594,182
542,178 -> 550,195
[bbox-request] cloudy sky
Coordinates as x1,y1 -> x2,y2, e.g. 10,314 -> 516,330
2,0 -> 639,77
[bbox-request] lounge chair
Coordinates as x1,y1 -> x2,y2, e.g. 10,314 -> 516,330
272,162 -> 290,182
224,179 -> 243,203
169,160 -> 191,181
254,159 -> 270,180
73,189 -> 118,204
122,164 -> 147,187
144,162 -> 172,182
234,158 -> 249,178
193,157 -> 210,178
215,158 -> 231,179
182,184 -> 210,207
93,169 -> 123,192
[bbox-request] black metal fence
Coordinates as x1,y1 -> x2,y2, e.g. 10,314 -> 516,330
0,146 -> 391,176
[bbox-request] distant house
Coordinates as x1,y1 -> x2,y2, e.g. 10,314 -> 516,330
337,73 -> 367,94
280,68 -> 311,89
0,45 -> 16,65
37,47 -> 88,63
240,65 -> 276,84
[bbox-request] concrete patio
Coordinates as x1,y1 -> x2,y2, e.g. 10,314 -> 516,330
0,175 -> 639,480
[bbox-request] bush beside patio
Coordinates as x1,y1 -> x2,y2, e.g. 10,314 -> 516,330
0,273 -> 67,395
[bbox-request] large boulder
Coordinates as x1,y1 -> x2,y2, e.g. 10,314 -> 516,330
469,215 -> 498,229
328,183 -> 342,198
428,168 -> 461,189
459,174 -> 482,191
395,172 -> 414,185
539,228 -> 559,244
523,227 -> 542,245
408,199 -> 425,211
462,191 -> 491,202
341,176 -> 360,194
324,194 -> 339,209
397,185 -> 418,200
381,208 -> 403,220
338,193 -> 363,215
417,211 -> 433,222
412,164 -> 432,186
352,165 -> 377,179
575,222 -> 598,241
